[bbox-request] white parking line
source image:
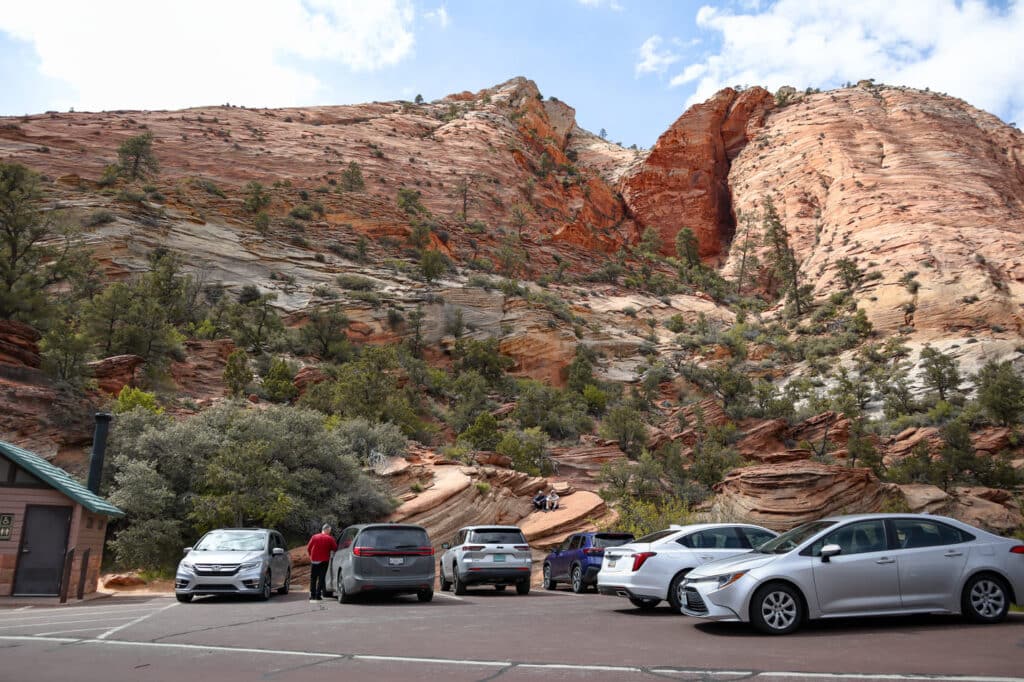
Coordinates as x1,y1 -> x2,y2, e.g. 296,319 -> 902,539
96,601 -> 178,640
0,616 -> 140,630
0,636 -> 1020,682
0,608 -> 158,623
36,626 -> 122,637
432,592 -> 463,601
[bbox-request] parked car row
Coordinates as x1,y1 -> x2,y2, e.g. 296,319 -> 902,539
173,513 -> 1024,637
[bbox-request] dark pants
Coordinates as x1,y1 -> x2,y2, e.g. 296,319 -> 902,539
310,562 -> 328,599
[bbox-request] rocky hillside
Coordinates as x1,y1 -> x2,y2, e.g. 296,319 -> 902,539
1,77 -> 1023,563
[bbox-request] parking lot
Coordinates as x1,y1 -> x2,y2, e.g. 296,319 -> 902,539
1,589 -> 1022,681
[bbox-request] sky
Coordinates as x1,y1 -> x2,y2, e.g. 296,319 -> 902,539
0,0 -> 1021,148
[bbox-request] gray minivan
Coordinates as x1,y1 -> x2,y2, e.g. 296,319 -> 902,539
325,524 -> 435,603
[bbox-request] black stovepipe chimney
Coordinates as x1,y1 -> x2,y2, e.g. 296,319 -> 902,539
87,413 -> 113,494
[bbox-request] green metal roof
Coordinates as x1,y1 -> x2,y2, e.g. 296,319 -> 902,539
0,439 -> 124,518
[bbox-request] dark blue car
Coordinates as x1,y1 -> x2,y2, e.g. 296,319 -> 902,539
542,531 -> 634,593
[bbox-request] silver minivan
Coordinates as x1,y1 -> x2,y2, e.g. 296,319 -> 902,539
175,528 -> 291,602
325,524 -> 435,603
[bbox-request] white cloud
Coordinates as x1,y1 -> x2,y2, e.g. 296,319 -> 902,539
578,0 -> 624,11
424,6 -> 450,29
635,35 -> 682,76
0,0 -> 416,111
670,0 -> 1024,126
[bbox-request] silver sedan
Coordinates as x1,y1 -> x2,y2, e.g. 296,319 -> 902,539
680,513 -> 1024,634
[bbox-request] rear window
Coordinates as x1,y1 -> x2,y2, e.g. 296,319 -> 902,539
359,527 -> 429,549
468,528 -> 526,544
593,533 -> 634,548
634,529 -> 677,544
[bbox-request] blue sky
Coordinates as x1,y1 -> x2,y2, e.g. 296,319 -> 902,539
1,1 -> 1021,148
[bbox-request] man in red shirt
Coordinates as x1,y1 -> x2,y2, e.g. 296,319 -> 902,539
307,524 -> 338,601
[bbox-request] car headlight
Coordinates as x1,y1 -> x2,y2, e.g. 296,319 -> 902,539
711,571 -> 748,589
238,561 -> 261,570
179,561 -> 194,572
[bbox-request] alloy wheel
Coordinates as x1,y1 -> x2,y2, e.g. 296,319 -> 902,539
970,579 -> 1006,618
760,590 -> 797,631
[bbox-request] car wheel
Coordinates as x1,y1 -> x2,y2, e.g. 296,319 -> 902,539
175,593 -> 193,603
628,596 -> 659,610
417,589 -> 434,603
278,569 -> 290,595
571,565 -> 584,594
667,570 -> 691,612
439,565 -> 452,592
751,583 -> 803,635
338,571 -> 354,604
259,573 -> 272,601
516,579 -> 530,595
962,574 -> 1010,624
494,584 -> 506,592
453,569 -> 468,596
542,563 -> 557,590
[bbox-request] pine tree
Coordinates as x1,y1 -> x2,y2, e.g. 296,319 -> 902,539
117,133 -> 159,180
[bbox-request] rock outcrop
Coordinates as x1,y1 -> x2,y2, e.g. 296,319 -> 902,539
621,87 -> 774,261
898,483 -> 1023,534
87,355 -> 144,395
724,83 -> 1024,337
711,461 -> 895,531
0,320 -> 42,369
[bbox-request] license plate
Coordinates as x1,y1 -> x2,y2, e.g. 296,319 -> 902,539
492,554 -> 506,562
608,560 -> 617,568
388,557 -> 404,566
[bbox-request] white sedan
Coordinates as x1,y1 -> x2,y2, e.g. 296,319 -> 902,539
597,523 -> 777,611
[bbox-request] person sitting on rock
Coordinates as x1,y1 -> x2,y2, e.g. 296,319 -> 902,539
532,491 -> 547,511
545,490 -> 560,511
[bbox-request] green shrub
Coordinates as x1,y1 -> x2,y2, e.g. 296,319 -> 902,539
113,385 -> 163,414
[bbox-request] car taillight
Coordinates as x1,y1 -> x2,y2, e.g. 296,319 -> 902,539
1011,545 -> 1024,554
462,545 -> 484,551
413,547 -> 435,556
631,551 -> 656,571
352,547 -> 374,557
514,545 -> 530,551
583,548 -> 603,556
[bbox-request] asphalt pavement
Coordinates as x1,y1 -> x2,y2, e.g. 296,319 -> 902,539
1,588 -> 1022,682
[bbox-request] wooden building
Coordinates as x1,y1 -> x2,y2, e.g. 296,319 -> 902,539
0,439 -> 123,598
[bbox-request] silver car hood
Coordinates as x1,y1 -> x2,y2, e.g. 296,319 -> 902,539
182,550 -> 264,566
687,551 -> 776,578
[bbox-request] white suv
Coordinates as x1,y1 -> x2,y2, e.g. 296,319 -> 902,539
439,525 -> 532,595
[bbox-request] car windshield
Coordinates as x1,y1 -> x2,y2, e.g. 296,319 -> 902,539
754,521 -> 835,554
634,529 -> 677,544
359,527 -> 429,549
194,530 -> 266,552
594,534 -> 634,548
469,529 -> 525,544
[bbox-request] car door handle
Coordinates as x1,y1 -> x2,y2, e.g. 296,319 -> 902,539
875,557 -> 895,564
944,551 -> 963,557
699,556 -> 714,561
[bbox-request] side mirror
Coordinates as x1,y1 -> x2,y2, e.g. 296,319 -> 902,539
183,547 -> 193,554
821,544 -> 842,562
272,547 -> 285,556
442,542 -> 451,550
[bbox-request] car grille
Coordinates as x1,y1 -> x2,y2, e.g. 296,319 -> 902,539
194,564 -> 241,576
193,584 -> 242,592
684,587 -> 708,614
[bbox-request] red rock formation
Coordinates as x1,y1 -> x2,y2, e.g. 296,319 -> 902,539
87,355 -> 144,395
293,365 -> 329,395
170,340 -> 235,400
712,461 -> 895,531
899,483 -> 1022,533
0,320 -> 41,369
724,83 -> 1024,336
621,87 -> 773,261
